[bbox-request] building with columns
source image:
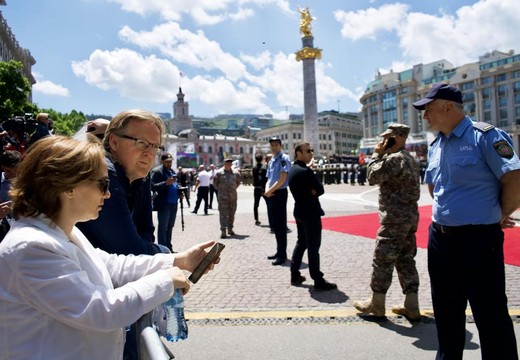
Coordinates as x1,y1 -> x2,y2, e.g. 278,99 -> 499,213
255,111 -> 362,161
360,49 -> 520,153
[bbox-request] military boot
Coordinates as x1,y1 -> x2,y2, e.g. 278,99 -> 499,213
392,292 -> 421,320
220,229 -> 227,239
353,292 -> 386,317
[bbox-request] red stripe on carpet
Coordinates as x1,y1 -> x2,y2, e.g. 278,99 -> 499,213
321,206 -> 520,267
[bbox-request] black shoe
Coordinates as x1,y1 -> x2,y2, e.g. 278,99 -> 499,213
228,229 -> 235,236
314,280 -> 337,291
208,206 -> 213,209
291,275 -> 306,286
190,211 -> 197,214
271,258 -> 287,266
255,220 -> 261,226
267,254 -> 277,260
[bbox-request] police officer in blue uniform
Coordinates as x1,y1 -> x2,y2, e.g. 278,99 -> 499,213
264,136 -> 291,266
414,83 -> 520,360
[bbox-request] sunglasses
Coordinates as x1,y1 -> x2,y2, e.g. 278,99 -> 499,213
96,178 -> 110,195
303,148 -> 314,154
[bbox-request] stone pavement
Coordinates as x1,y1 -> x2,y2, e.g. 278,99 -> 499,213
165,183 -> 520,317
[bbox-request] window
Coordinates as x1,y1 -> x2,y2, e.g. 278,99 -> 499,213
495,74 -> 506,82
208,146 -> 213,153
481,77 -> 492,85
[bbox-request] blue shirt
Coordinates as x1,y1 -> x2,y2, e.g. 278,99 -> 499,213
267,151 -> 291,189
425,116 -> 520,226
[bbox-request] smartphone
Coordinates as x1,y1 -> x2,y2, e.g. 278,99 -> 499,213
384,137 -> 396,150
188,242 -> 225,284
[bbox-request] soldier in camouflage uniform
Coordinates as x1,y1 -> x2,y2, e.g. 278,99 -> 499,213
214,158 -> 242,239
353,123 -> 421,320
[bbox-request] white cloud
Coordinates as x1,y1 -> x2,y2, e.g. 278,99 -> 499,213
119,22 -> 248,81
32,79 -> 70,97
71,48 -> 179,103
399,0 -> 520,66
334,3 -> 409,41
108,0 -> 291,25
335,0 -> 520,68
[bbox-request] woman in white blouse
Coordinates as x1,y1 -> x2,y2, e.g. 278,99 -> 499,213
0,136 -> 215,359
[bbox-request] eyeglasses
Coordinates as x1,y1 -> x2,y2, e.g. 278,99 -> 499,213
96,178 -> 110,195
118,134 -> 164,155
304,149 -> 314,154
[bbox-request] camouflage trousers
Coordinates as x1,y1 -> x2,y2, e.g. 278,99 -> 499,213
218,196 -> 237,231
370,221 -> 420,294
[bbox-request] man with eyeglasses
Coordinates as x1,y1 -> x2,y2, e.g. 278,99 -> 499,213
77,109 -> 178,360
288,142 -> 336,291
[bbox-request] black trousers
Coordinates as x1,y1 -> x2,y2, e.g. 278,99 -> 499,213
428,223 -> 518,360
193,186 -> 209,214
253,187 -> 264,221
266,188 -> 288,260
209,184 -> 217,207
291,214 -> 323,282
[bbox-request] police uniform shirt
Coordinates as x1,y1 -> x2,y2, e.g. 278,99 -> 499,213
425,116 -> 520,226
266,151 -> 291,189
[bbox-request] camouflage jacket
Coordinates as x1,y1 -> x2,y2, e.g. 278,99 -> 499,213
367,149 -> 420,223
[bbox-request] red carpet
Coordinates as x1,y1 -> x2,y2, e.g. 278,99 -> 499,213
321,206 -> 520,267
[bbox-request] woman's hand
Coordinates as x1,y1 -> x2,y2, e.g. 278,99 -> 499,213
168,267 -> 190,295
174,240 -> 218,272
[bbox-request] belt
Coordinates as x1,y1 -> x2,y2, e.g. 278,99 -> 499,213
432,222 -> 498,234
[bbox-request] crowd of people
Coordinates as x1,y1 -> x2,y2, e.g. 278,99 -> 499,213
0,82 -> 519,359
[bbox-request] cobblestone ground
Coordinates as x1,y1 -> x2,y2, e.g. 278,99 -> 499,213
162,183 -> 520,315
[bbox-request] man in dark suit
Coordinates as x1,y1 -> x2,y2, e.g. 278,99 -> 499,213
151,153 -> 179,252
288,141 -> 337,291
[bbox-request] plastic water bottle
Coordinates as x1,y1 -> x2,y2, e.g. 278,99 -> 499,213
162,288 -> 188,342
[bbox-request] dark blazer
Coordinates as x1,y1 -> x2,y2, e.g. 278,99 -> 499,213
150,165 -> 176,210
288,160 -> 324,219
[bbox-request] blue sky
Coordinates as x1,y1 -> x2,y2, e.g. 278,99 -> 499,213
3,0 -> 520,119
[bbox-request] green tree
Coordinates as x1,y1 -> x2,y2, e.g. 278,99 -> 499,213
36,108 -> 88,136
0,60 -> 33,120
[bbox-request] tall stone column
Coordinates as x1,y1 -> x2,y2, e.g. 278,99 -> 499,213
295,8 -> 322,157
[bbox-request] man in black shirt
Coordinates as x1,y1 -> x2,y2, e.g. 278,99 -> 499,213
252,153 -> 267,226
288,141 -> 337,291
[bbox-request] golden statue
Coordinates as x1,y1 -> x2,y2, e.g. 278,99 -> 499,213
299,7 -> 313,37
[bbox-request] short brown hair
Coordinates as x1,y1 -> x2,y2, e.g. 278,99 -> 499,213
294,141 -> 310,157
10,136 -> 106,222
103,109 -> 165,153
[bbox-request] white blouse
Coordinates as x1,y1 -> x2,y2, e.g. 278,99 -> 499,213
0,216 -> 176,359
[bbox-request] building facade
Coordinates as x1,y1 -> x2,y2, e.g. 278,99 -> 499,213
360,50 -> 520,152
0,8 -> 36,100
164,88 -> 256,168
255,111 -> 362,161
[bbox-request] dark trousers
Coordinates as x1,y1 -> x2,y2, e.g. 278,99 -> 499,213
253,187 -> 264,221
209,184 -> 217,208
179,187 -> 190,207
291,215 -> 323,282
266,188 -> 288,260
428,223 -> 518,360
156,203 -> 178,251
193,186 -> 209,214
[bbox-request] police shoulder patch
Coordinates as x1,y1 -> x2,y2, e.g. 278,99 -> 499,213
473,122 -> 494,132
493,140 -> 514,159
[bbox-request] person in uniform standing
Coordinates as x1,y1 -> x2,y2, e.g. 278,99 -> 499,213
353,123 -> 421,320
177,166 -> 191,208
264,137 -> 291,266
415,83 -> 520,359
150,153 -> 179,252
288,142 -> 337,291
213,158 -> 241,238
252,153 -> 268,226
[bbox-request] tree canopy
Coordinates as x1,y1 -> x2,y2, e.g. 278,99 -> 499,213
0,60 -> 88,136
